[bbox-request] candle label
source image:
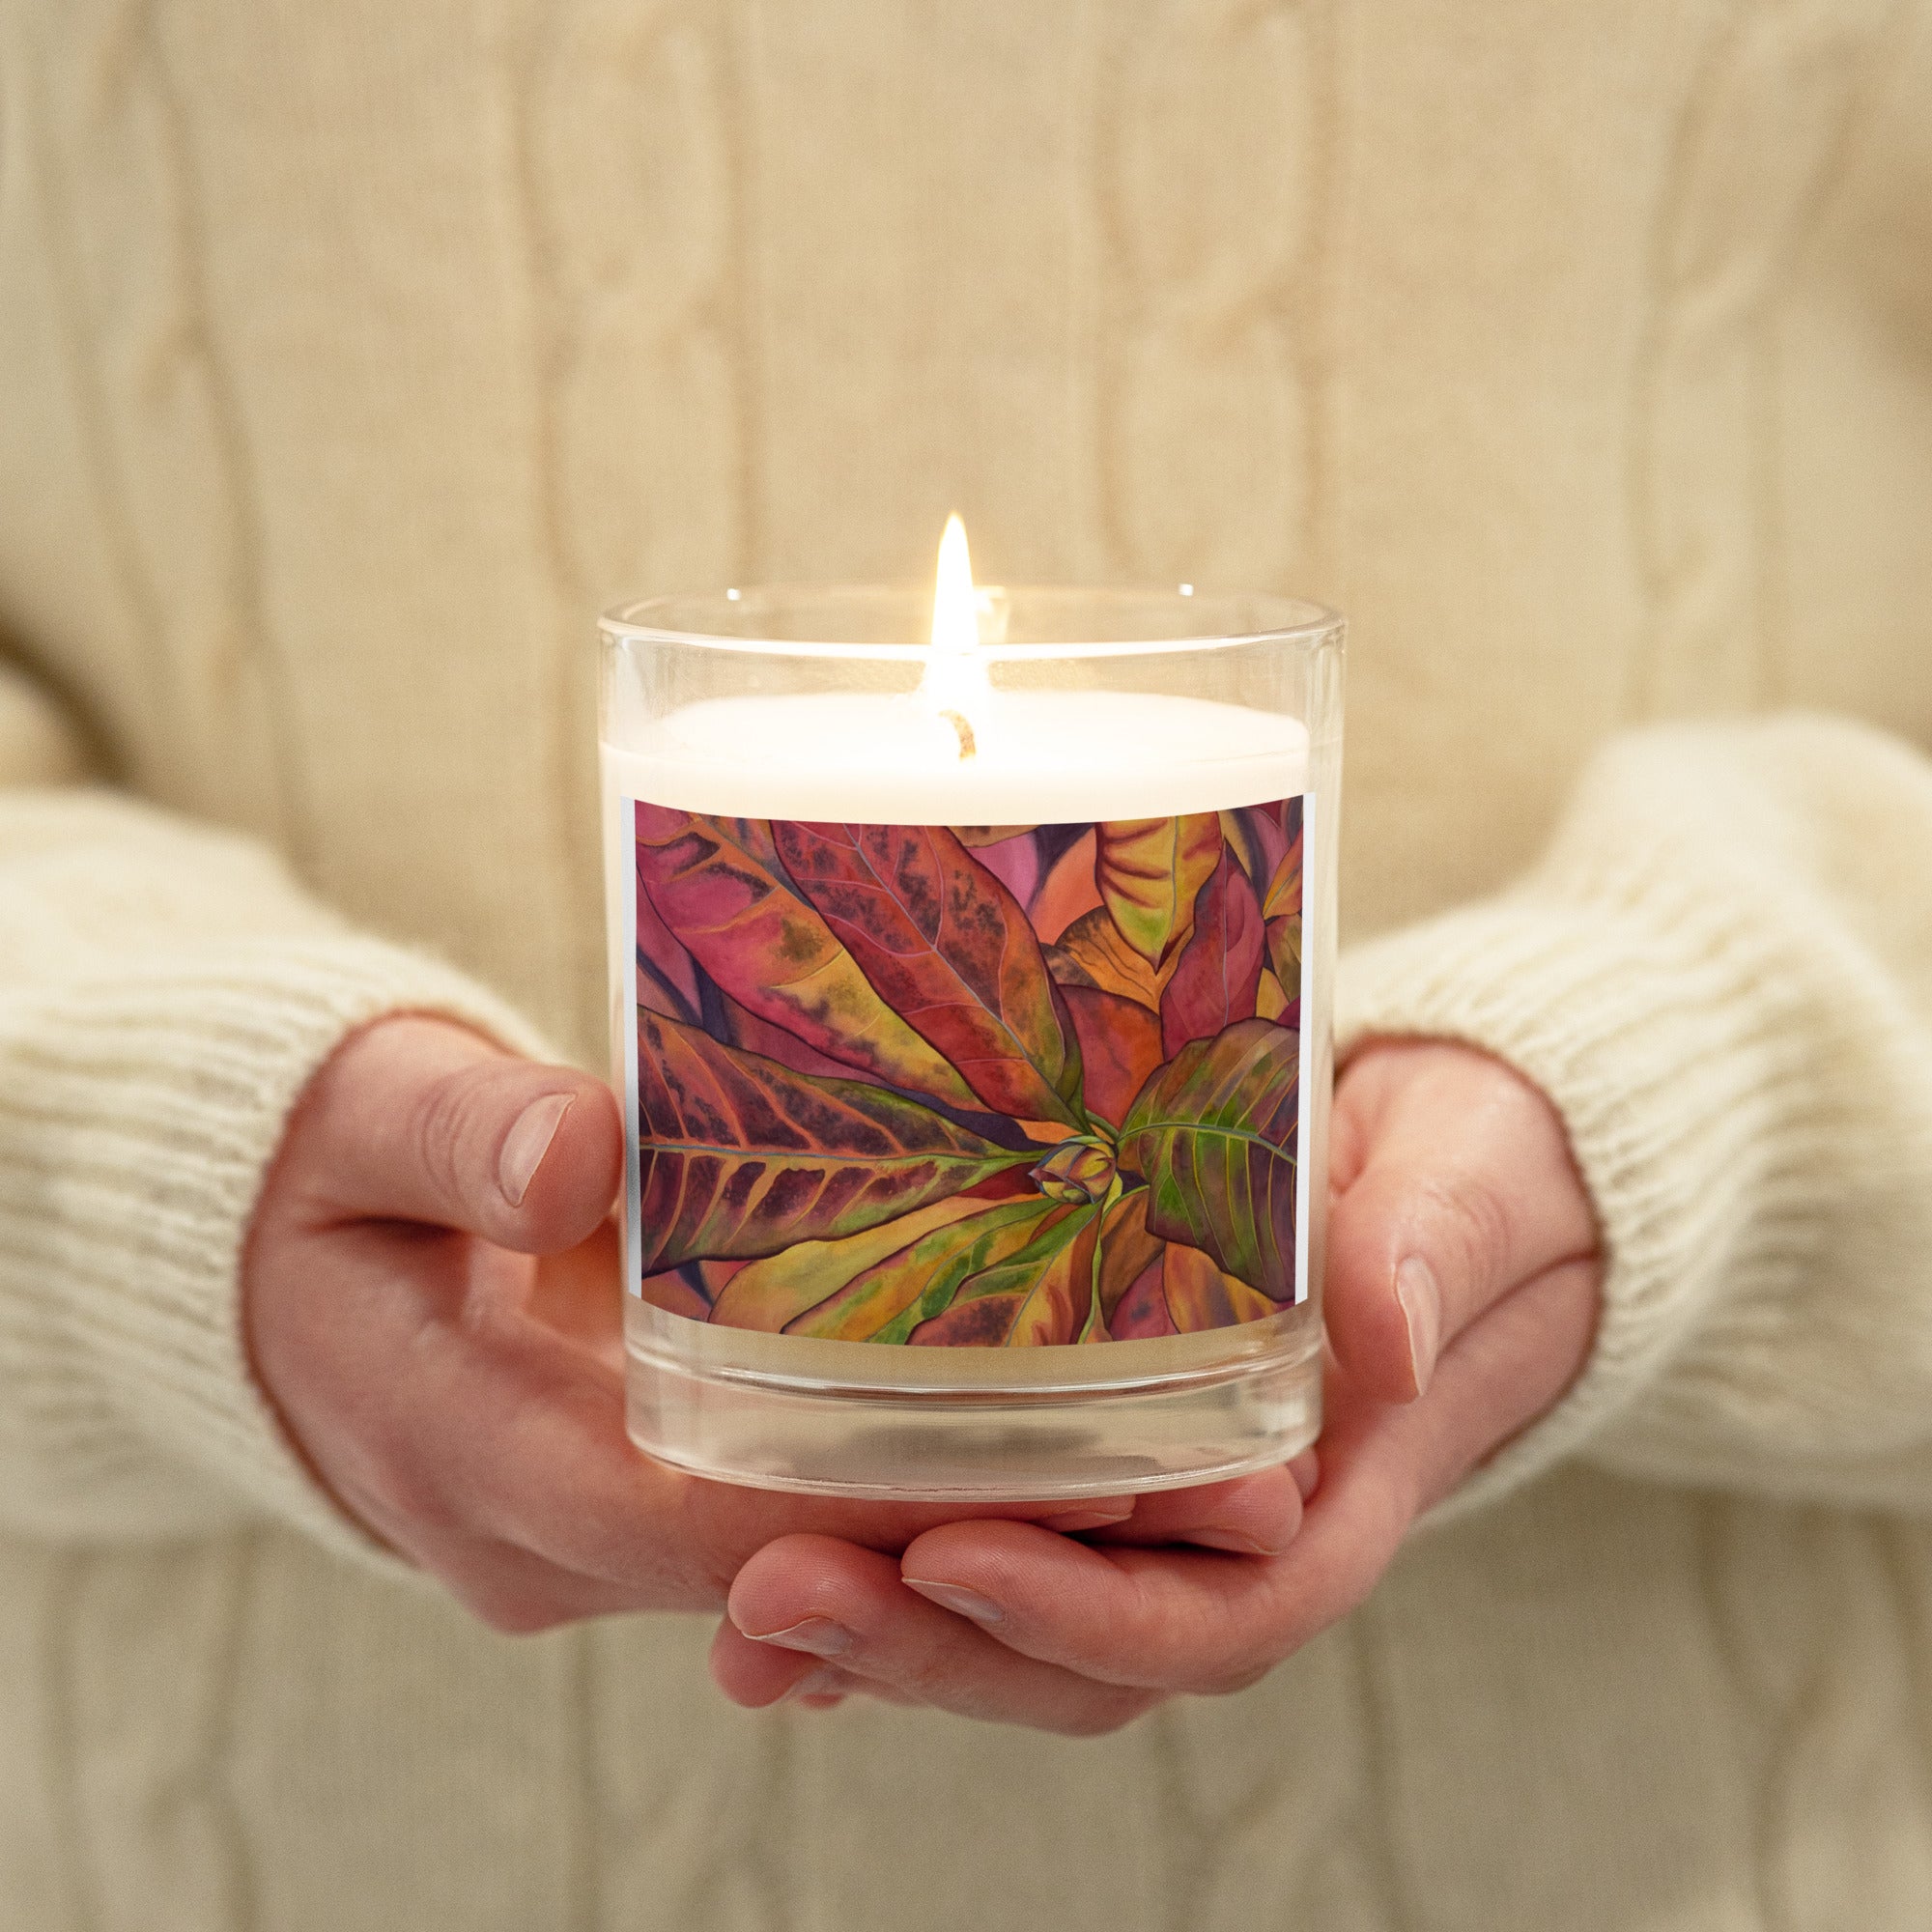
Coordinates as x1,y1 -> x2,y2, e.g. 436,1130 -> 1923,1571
623,801 -> 1310,1343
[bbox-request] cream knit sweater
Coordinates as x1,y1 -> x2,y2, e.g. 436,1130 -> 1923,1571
4,2 -> 1932,1926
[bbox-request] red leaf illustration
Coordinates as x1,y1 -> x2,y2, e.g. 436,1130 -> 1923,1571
1159,851 -> 1265,1058
1095,1187 -> 1164,1330
715,988 -> 878,1084
1058,984 -> 1163,1126
634,847 -> 702,1022
1033,828 -> 1101,943
636,1009 -> 1031,1271
772,821 -> 1086,1129
1219,804 -> 1289,895
636,807 -> 980,1114
963,830 -> 1040,910
1107,1258 -> 1177,1339
1094,816 -> 1221,967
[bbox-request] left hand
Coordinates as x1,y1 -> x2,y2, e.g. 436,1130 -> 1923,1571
244,1015 -> 1302,1662
709,1039 -> 1604,1732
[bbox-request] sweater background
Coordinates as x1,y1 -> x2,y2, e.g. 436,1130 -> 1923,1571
3,3 -> 1932,1926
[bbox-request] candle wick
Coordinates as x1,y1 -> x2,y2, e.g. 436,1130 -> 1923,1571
940,708 -> 977,759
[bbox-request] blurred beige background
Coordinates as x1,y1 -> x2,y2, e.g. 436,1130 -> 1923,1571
6,0 -> 1929,1075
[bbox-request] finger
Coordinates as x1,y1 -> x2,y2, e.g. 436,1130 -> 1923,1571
895,1258 -> 1600,1694
1399,1254 -> 1601,1512
1085,1459 -> 1313,1553
899,1520 -> 1313,1696
705,1644 -> 917,1713
717,1536 -> 1161,1736
1324,1041 -> 1598,1401
291,1015 -> 623,1251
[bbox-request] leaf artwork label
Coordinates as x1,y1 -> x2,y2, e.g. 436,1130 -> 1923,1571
622,801 -> 1310,1346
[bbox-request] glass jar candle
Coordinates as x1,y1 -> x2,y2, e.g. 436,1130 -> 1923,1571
600,562 -> 1342,1500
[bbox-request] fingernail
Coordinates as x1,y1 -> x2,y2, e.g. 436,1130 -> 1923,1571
1039,1507 -> 1131,1534
498,1094 -> 574,1208
742,1616 -> 852,1658
1181,1527 -> 1278,1557
1289,1449 -> 1321,1502
903,1578 -> 1005,1625
782,1666 -> 846,1703
1395,1255 -> 1442,1397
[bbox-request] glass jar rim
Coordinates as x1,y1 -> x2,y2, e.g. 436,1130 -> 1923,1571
600,582 -> 1342,662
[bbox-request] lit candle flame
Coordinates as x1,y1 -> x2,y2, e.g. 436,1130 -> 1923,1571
922,512 -> 989,758
930,513 -> 978,656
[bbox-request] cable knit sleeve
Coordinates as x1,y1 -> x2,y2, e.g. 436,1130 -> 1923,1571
1339,713 -> 1932,1519
0,779 -> 552,1568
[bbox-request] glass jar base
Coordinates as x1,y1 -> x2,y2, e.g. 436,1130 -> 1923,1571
625,1327 -> 1322,1501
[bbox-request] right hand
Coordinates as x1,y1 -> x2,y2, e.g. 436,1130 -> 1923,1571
242,1015 -> 1302,1718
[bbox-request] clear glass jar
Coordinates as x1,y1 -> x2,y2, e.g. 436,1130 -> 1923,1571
601,584 -> 1342,1499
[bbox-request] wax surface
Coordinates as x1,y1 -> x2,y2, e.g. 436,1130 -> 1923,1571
600,689 -> 1309,821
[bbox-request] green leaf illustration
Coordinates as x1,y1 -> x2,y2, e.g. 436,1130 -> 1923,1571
708,1197 -> 998,1333
1118,1019 -> 1299,1302
781,1197 -> 1065,1342
906,1203 -> 1102,1347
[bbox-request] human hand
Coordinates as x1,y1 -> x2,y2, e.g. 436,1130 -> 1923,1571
243,1017 -> 1301,1639
710,1039 -> 1603,1730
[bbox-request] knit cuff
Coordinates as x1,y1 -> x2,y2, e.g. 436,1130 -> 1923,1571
3,933 -> 554,1577
1334,866 -> 1797,1518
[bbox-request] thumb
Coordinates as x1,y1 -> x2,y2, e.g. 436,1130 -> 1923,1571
285,1015 -> 623,1252
1323,1041 -> 1598,1403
